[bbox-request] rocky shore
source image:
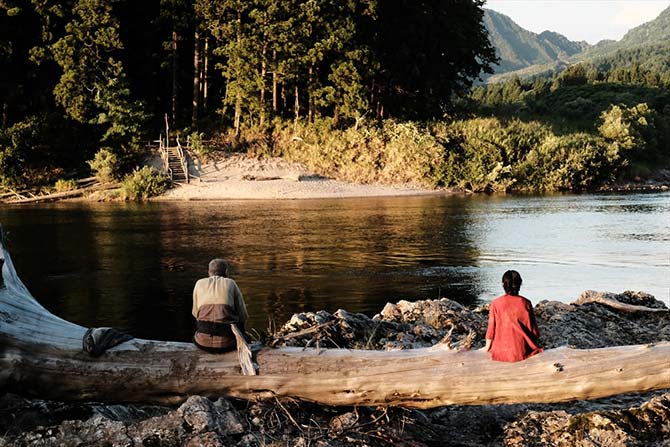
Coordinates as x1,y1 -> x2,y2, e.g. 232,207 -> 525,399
598,169 -> 670,193
1,290 -> 669,446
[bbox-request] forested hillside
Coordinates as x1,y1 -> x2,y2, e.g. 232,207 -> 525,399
488,5 -> 670,83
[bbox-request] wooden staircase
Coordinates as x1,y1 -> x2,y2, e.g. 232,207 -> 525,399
166,146 -> 188,183
157,116 -> 189,184
158,136 -> 189,184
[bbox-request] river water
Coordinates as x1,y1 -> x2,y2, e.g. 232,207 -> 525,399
0,192 -> 668,342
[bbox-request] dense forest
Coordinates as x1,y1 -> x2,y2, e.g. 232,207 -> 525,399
1,0 -> 668,194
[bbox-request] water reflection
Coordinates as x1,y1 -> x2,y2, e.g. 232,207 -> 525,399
0,192 -> 668,342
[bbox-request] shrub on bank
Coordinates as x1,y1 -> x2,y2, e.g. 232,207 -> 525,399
53,179 -> 78,193
88,148 -> 120,183
120,166 -> 170,201
188,131 -> 215,159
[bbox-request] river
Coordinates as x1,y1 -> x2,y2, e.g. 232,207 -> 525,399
0,192 -> 668,342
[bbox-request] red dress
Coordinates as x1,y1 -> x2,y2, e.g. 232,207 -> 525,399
485,294 -> 543,362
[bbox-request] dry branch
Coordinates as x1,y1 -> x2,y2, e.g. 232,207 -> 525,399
0,240 -> 669,408
574,291 -> 670,313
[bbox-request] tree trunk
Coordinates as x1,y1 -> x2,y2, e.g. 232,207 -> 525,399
293,85 -> 299,129
272,50 -> 278,114
1,242 -> 669,409
203,36 -> 209,113
192,30 -> 200,128
281,80 -> 286,115
171,30 -> 178,125
259,44 -> 267,127
234,96 -> 241,137
233,11 -> 242,137
308,66 -> 313,123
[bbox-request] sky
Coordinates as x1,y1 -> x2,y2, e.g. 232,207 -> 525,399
484,0 -> 669,44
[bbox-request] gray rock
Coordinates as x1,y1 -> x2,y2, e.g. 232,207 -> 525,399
535,291 -> 670,349
502,393 -> 670,446
328,411 -> 358,436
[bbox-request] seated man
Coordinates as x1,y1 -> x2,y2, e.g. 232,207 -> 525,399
192,258 -> 248,353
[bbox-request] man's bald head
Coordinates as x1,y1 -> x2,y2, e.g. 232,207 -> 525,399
208,258 -> 228,277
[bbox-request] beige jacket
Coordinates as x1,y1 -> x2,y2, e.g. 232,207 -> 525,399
192,276 -> 248,349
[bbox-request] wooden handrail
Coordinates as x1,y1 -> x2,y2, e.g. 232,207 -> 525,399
158,133 -> 173,181
176,137 -> 189,183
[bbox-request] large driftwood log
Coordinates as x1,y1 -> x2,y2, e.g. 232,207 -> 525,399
1,240 -> 669,408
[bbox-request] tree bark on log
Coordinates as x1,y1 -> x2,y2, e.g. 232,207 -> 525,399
1,241 -> 669,408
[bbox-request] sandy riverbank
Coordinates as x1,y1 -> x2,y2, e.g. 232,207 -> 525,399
155,153 -> 445,201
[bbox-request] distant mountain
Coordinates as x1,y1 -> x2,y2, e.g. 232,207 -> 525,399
579,6 -> 670,59
482,9 -> 590,76
485,5 -> 670,83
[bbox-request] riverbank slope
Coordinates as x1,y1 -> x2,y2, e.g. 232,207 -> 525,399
154,153 -> 444,201
154,151 -> 670,201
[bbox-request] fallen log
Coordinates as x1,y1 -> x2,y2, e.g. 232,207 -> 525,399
0,239 -> 669,408
4,182 -> 118,204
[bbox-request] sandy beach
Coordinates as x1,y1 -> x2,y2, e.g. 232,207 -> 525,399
156,153 -> 443,200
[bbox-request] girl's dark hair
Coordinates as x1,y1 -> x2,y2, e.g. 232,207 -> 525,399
502,270 -> 522,295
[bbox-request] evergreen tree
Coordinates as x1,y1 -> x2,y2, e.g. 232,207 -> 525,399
369,0 -> 497,119
34,0 -> 146,149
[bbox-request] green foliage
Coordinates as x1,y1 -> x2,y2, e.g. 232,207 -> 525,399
188,131 -> 213,158
526,134 -> 618,190
249,115 -> 634,192
0,118 -> 39,186
267,119 -> 447,187
598,103 -> 656,153
0,115 -> 73,187
87,148 -> 120,182
197,0 -> 497,127
120,166 -> 170,201
557,64 -> 588,87
465,50 -> 670,187
437,118 -> 549,191
53,178 -> 77,192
